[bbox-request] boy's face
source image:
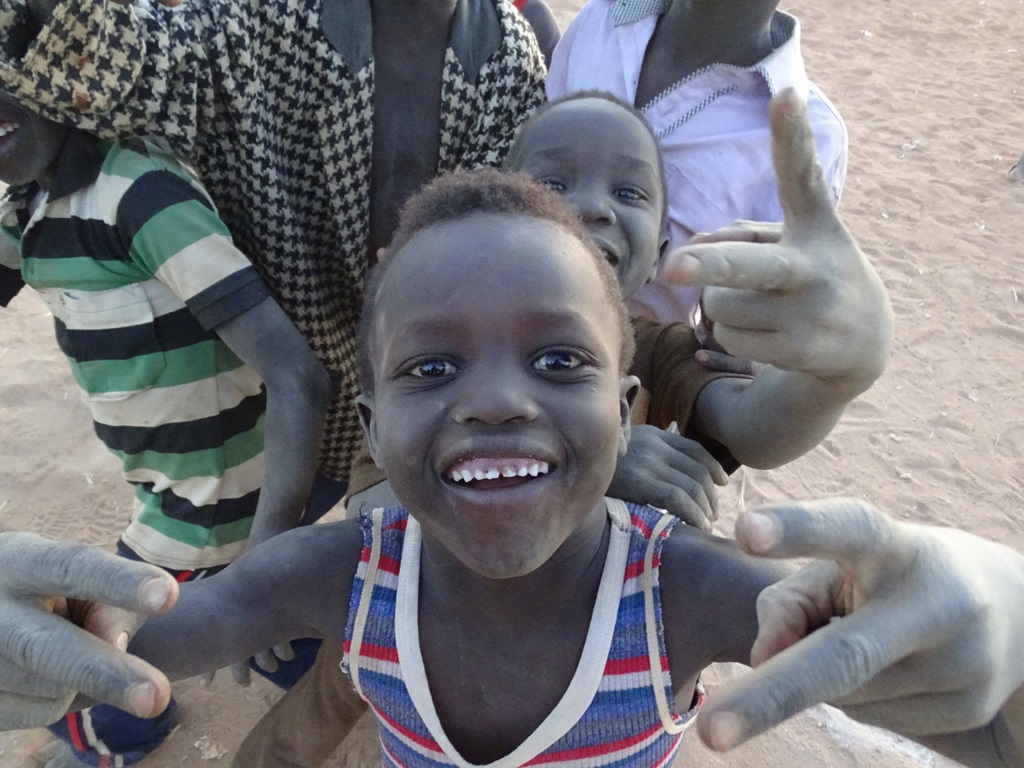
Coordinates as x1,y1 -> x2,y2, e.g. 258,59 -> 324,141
0,93 -> 68,189
358,212 -> 637,580
511,98 -> 667,298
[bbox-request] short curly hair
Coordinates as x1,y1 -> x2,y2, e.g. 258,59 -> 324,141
357,168 -> 635,394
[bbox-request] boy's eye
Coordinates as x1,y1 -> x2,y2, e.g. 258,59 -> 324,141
408,359 -> 458,378
616,186 -> 647,201
538,178 -> 566,193
532,350 -> 583,373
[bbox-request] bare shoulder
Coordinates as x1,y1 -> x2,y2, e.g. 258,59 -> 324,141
659,523 -> 790,685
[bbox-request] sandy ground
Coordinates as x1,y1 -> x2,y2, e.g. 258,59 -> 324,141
1,0 -> 1022,765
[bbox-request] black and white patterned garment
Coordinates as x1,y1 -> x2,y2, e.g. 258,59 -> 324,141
2,0 -> 547,480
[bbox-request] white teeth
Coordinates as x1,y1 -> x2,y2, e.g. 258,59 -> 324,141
450,460 -> 551,484
0,122 -> 18,138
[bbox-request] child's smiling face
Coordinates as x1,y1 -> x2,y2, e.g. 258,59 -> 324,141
509,97 -> 667,299
358,211 -> 637,580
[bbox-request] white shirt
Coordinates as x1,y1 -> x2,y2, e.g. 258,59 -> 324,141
547,0 -> 848,323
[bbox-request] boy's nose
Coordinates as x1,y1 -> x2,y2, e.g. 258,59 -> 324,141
571,188 -> 615,224
452,366 -> 540,426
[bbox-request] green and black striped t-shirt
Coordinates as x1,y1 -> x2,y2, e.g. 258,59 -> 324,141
0,134 -> 270,570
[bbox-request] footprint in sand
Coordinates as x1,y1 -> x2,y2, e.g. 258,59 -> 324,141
1007,153 -> 1024,183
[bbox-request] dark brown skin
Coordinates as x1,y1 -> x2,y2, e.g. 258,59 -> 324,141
634,0 -> 778,107
363,0 -> 455,259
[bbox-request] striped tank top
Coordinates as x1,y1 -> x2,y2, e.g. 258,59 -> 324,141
341,498 -> 702,767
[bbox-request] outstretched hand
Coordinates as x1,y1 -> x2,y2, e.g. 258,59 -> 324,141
0,533 -> 178,729
661,89 -> 893,388
698,499 -> 1024,752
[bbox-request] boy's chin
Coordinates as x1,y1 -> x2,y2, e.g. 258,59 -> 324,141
451,543 -> 562,581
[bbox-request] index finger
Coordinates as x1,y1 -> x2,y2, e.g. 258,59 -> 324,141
697,602 -> 921,751
0,533 -> 176,613
659,241 -> 814,293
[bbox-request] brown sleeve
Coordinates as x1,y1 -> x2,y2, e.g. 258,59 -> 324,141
629,316 -> 733,432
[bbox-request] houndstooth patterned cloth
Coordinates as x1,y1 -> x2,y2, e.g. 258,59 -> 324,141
1,0 -> 546,480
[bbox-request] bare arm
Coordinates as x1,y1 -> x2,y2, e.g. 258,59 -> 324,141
670,90 -> 893,468
0,521 -> 362,729
214,297 -> 331,548
697,499 -> 1024,768
128,521 -> 360,680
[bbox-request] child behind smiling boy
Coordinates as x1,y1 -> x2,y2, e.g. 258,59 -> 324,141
0,165 -> 1022,768
0,65 -> 330,765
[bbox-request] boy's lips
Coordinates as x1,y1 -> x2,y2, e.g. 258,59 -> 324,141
589,235 -> 621,266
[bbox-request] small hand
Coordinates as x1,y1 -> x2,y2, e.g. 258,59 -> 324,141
697,499 -> 1024,750
0,532 -> 178,729
607,424 -> 727,531
660,89 -> 893,389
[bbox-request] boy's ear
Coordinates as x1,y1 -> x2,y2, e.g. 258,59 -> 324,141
355,393 -> 384,469
617,375 -> 641,455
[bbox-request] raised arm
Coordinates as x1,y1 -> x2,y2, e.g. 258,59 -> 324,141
698,499 -> 1024,768
669,89 -> 893,468
215,298 -> 331,548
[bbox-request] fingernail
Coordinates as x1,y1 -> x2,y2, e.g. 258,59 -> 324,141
744,511 -> 780,553
140,578 -> 172,611
707,711 -> 748,751
126,682 -> 155,717
116,632 -> 129,652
